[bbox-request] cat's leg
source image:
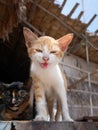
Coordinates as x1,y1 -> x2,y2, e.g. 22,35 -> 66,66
47,98 -> 54,121
60,90 -> 73,121
56,84 -> 73,121
34,84 -> 48,121
60,96 -> 73,122
55,100 -> 62,121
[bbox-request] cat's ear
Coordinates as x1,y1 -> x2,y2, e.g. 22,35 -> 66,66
0,82 -> 7,92
57,33 -> 73,52
23,27 -> 38,48
24,77 -> 33,91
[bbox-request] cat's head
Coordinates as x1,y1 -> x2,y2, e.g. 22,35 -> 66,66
23,27 -> 73,69
0,78 -> 32,112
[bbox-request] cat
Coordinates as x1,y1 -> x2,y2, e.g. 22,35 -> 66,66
23,27 -> 73,121
0,78 -> 33,120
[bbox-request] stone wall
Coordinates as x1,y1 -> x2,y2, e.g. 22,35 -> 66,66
61,54 -> 98,120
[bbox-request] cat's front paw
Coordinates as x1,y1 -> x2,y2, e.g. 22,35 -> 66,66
64,117 -> 74,122
34,115 -> 48,121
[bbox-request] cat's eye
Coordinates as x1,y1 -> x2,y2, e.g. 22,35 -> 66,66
18,90 -> 27,97
50,51 -> 57,54
3,91 -> 10,96
36,49 -> 42,53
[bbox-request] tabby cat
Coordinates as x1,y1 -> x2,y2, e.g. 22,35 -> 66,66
23,27 -> 73,121
0,78 -> 33,120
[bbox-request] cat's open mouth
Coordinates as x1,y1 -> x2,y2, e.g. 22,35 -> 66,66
9,106 -> 19,111
40,62 -> 50,69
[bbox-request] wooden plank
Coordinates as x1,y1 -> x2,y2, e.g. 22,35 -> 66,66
68,3 -> 79,18
10,121 -> 98,130
74,122 -> 97,130
77,11 -> 84,20
31,1 -> 82,38
61,0 -> 67,10
77,116 -> 98,122
87,14 -> 97,28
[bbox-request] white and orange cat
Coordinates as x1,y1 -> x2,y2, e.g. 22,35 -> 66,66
23,27 -> 73,121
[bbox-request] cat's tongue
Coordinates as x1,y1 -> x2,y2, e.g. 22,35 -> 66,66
40,62 -> 49,69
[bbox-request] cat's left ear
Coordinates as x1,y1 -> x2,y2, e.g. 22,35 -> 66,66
23,27 -> 38,48
57,33 -> 73,52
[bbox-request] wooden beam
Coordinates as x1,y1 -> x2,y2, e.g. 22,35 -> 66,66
77,116 -> 98,122
28,2 -> 37,22
61,0 -> 67,10
22,20 -> 43,36
87,14 -> 97,28
68,3 -> 79,18
0,0 -> 14,6
30,0 -> 97,51
77,11 -> 84,20
31,1 -> 82,38
95,29 -> 98,34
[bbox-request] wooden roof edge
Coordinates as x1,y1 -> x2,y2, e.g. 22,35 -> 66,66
67,3 -> 79,18
87,14 -> 97,28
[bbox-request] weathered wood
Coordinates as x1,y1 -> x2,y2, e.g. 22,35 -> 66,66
77,11 -> 84,20
77,116 -> 98,122
68,3 -> 79,18
31,1 -> 82,38
87,14 -> 97,28
61,0 -> 67,10
95,30 -> 98,34
0,121 -> 97,130
23,20 -> 43,35
0,0 -> 98,64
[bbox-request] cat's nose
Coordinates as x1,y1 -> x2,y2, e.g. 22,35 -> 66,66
42,56 -> 49,61
12,98 -> 16,104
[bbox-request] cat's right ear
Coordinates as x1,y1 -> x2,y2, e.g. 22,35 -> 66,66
23,27 -> 38,48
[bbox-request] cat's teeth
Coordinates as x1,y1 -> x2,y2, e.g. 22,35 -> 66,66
9,106 -> 19,111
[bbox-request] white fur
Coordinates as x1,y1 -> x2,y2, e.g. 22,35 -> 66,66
29,44 -> 73,121
23,27 -> 73,121
31,62 -> 73,121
